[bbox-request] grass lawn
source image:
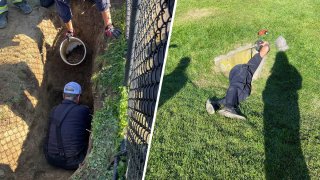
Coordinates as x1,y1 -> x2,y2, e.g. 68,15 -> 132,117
71,5 -> 128,179
146,0 -> 320,179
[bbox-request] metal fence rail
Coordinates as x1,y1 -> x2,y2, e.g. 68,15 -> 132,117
125,0 -> 175,179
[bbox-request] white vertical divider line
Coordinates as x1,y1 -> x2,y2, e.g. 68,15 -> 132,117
141,0 -> 178,179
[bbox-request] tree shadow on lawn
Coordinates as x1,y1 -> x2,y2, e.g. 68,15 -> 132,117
158,57 -> 191,107
262,52 -> 310,179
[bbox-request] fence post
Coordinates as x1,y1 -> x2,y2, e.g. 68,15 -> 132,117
124,0 -> 139,86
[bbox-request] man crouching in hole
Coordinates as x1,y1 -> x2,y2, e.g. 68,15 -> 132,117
206,41 -> 270,120
44,82 -> 91,170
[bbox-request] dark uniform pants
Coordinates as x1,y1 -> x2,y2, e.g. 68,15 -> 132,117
44,148 -> 86,170
219,54 -> 262,108
55,0 -> 110,23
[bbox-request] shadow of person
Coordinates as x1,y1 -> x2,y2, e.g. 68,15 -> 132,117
158,57 -> 191,107
0,7 -> 44,49
0,62 -> 39,124
0,163 -> 14,179
0,62 -> 45,178
262,52 -> 310,179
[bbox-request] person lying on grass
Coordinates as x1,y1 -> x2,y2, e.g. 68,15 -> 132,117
206,41 -> 270,120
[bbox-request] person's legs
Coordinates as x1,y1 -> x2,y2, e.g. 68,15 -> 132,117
206,99 -> 218,114
206,65 -> 242,114
0,0 -> 8,14
0,0 -> 8,28
247,53 -> 263,74
206,97 -> 227,114
55,0 -> 74,34
218,87 -> 246,120
207,45 -> 269,119
40,0 -> 54,8
13,0 -> 32,14
217,66 -> 248,120
206,85 -> 246,120
224,86 -> 239,108
206,86 -> 237,115
206,63 -> 241,114
64,149 -> 87,170
218,76 -> 247,120
45,150 -> 86,170
217,98 -> 226,105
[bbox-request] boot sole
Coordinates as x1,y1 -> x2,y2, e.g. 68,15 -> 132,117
218,109 -> 246,120
206,99 -> 215,114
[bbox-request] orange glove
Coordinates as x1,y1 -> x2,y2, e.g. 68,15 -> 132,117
258,29 -> 268,36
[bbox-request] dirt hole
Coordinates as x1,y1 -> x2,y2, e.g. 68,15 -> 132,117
0,1 -> 104,179
214,44 -> 266,80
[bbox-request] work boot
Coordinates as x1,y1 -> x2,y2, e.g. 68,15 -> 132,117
14,1 -> 32,14
0,12 -> 8,29
206,99 -> 221,115
218,107 -> 246,120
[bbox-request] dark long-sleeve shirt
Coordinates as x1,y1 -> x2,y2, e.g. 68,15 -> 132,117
47,100 -> 91,158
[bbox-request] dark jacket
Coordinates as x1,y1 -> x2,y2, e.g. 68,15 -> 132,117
46,100 -> 91,158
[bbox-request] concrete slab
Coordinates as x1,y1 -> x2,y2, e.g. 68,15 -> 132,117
214,44 -> 266,80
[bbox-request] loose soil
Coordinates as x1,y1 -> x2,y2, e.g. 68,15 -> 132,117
66,45 -> 85,65
0,0 -> 105,179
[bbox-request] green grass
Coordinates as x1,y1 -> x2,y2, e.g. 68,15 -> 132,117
71,5 -> 128,180
147,1 -> 320,179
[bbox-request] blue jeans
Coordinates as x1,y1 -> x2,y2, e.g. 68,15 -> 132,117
55,0 -> 110,23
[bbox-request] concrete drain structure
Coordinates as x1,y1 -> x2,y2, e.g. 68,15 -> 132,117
214,44 -> 266,80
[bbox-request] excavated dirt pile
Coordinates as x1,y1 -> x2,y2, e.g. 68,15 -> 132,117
0,1 -> 104,179
66,45 -> 86,64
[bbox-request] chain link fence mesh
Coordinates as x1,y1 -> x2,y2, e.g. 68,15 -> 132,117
0,34 -> 44,173
125,0 -> 175,179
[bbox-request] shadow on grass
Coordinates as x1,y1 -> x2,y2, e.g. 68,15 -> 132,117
262,52 -> 310,179
158,57 -> 190,107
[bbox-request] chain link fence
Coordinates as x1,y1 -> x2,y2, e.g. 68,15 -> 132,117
125,0 -> 175,179
0,36 -> 44,176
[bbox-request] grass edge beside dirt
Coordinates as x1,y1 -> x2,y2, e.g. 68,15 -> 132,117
71,5 -> 128,179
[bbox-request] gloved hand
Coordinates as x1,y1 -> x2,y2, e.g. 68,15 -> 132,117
255,39 -> 264,52
105,24 -> 121,38
65,30 -> 74,39
258,29 -> 268,36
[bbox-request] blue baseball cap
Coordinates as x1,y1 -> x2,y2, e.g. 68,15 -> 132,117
63,82 -> 82,95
